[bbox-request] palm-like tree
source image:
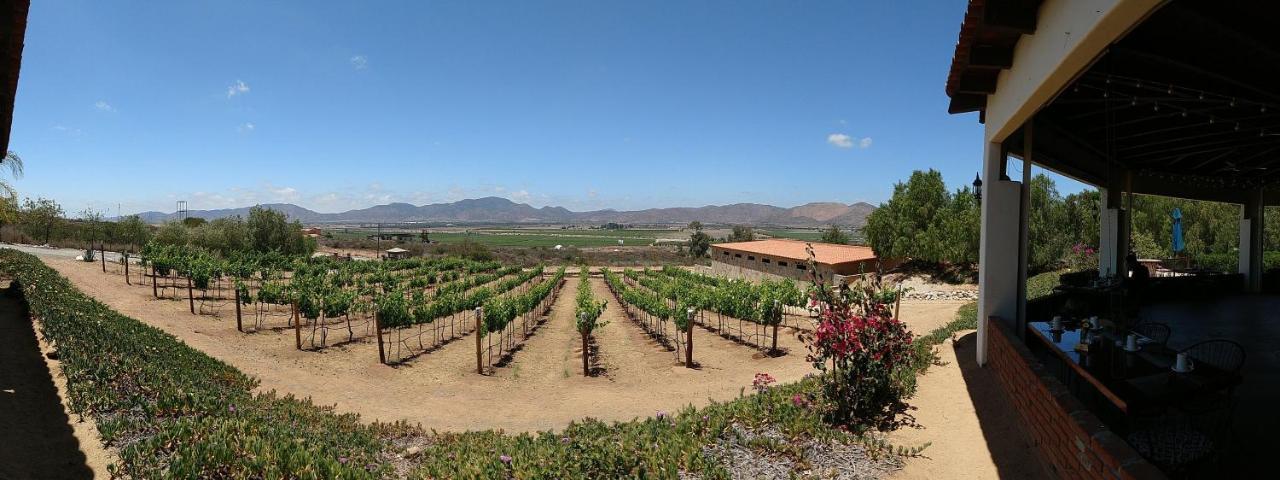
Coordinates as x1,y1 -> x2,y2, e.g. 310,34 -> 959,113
1,150 -> 22,197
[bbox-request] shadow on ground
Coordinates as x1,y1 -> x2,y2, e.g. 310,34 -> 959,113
0,284 -> 94,479
952,331 -> 1051,479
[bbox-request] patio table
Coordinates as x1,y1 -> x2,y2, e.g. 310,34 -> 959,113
1027,322 -> 1170,414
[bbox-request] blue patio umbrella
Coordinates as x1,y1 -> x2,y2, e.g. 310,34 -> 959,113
1171,208 -> 1185,253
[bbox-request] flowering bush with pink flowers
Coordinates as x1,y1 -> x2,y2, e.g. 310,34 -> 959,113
1065,243 -> 1098,272
801,251 -> 916,430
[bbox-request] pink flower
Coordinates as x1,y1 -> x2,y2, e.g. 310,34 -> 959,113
499,454 -> 512,464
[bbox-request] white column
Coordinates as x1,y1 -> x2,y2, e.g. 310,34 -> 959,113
1098,187 -> 1118,277
977,142 -> 1022,366
1239,190 -> 1263,292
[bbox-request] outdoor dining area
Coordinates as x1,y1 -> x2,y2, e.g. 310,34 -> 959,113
1024,270 -> 1263,476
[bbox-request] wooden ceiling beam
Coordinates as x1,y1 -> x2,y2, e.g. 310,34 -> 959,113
948,94 -> 987,114
968,45 -> 1015,69
982,1 -> 1038,35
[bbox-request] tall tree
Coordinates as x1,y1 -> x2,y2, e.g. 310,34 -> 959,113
864,169 -> 950,261
687,221 -> 711,257
727,225 -> 755,242
21,197 -> 63,245
79,209 -> 104,250
820,224 -> 850,245
117,215 -> 151,252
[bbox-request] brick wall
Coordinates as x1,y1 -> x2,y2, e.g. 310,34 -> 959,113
985,317 -> 1166,480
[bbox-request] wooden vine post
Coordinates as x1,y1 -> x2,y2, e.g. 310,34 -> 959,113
474,307 -> 484,374
234,286 -> 242,332
685,307 -> 695,368
151,265 -> 158,298
187,276 -> 195,314
375,311 -> 386,364
771,300 -> 780,354
123,253 -> 130,285
580,312 -> 590,377
100,243 -> 106,272
293,302 -> 302,350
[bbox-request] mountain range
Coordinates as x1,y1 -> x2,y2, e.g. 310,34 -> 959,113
131,197 -> 877,228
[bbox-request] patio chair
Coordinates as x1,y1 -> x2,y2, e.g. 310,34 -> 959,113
1127,400 -> 1233,477
1131,322 -> 1171,346
1181,339 -> 1246,376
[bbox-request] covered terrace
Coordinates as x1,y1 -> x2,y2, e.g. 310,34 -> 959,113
949,0 -> 1280,477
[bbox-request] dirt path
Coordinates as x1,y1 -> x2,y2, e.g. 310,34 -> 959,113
0,284 -> 112,479
41,259 -> 816,432
587,276 -> 675,377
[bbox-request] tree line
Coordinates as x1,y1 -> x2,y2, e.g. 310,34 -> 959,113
0,196 -> 315,257
863,169 -> 1271,274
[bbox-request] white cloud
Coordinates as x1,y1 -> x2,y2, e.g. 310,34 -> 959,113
510,190 -> 532,203
350,55 -> 368,70
827,133 -> 872,149
94,100 -> 115,112
226,80 -> 250,98
237,122 -> 255,133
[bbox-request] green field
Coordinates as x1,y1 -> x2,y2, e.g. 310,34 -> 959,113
759,229 -> 825,241
326,227 -> 682,248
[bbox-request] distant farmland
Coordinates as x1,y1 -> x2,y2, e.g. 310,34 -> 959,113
326,227 -> 685,248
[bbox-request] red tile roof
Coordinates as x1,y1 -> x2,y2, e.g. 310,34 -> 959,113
712,239 -> 876,266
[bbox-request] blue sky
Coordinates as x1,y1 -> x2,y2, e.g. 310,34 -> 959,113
8,1 -> 1082,215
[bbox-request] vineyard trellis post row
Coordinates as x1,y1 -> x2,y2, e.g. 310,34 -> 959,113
151,265 -> 157,298
123,253 -> 130,285
474,307 -> 484,374
100,243 -> 106,272
685,307 -> 695,368
187,277 -> 195,314
234,287 -> 242,332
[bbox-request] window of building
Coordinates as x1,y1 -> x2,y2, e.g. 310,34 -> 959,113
762,258 -> 771,264
747,255 -> 755,261
796,264 -> 806,270
722,251 -> 730,256
778,261 -> 788,267
734,253 -> 742,258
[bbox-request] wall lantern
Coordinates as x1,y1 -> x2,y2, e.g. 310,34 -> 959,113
973,172 -> 983,202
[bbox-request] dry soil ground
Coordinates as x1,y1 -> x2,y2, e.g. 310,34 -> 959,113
27,252 -> 1043,478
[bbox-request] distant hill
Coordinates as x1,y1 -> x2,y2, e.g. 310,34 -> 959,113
131,197 -> 877,228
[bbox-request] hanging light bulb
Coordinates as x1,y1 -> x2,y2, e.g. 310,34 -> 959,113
1154,102 -> 1160,112
1167,84 -> 1173,94
1235,123 -> 1241,131
1181,110 -> 1188,118
1210,116 -> 1216,124
1230,98 -> 1237,107
1131,97 -> 1138,106
1199,92 -> 1205,100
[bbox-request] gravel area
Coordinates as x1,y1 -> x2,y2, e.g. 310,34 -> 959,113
902,290 -> 977,301
683,423 -> 901,480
